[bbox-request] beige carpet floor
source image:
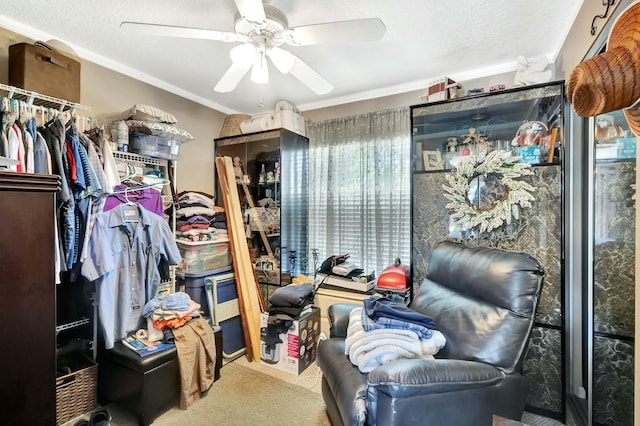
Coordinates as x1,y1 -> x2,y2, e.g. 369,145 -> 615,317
66,356 -> 330,426
153,358 -> 329,426
64,353 -> 570,426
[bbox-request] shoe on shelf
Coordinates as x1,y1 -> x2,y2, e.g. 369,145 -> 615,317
73,419 -> 90,426
89,408 -> 111,426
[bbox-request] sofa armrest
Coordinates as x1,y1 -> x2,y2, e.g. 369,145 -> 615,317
367,358 -> 506,398
327,303 -> 360,338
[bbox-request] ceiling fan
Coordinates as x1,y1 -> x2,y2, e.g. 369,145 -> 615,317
121,0 -> 386,95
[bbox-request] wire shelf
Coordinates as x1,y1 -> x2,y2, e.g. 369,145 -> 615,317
0,83 -> 91,112
112,150 -> 168,167
56,317 -> 90,333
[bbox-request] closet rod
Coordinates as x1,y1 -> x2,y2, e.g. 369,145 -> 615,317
0,83 -> 91,112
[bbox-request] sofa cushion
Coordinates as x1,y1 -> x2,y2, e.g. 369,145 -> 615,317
411,241 -> 543,373
317,338 -> 368,426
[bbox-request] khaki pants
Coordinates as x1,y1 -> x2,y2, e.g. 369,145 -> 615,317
173,317 -> 217,409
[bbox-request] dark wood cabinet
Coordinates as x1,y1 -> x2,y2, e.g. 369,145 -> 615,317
0,172 -> 60,425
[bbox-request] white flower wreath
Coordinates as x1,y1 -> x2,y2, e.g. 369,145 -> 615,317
442,149 -> 536,233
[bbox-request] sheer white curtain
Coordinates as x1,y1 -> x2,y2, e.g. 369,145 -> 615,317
307,107 -> 411,275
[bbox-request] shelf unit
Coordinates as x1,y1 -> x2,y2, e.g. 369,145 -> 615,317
410,81 -> 567,421
214,128 -> 309,303
566,101 -> 636,426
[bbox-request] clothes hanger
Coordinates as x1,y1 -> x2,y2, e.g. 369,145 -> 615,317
113,178 -> 170,194
121,185 -> 141,223
113,163 -> 168,194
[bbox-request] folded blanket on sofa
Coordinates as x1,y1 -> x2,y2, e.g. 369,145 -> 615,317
345,307 -> 446,373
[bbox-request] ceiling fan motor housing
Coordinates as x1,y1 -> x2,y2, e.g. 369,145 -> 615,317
235,5 -> 288,47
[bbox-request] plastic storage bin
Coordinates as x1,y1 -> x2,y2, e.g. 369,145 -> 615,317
177,239 -> 232,274
177,267 -> 232,316
129,133 -> 182,160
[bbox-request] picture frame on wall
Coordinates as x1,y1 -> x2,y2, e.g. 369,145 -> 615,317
423,150 -> 444,170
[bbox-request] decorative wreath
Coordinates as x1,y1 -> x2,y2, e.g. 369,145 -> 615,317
442,149 -> 535,233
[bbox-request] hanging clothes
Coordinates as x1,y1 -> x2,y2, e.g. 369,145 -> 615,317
81,204 -> 181,349
78,132 -> 109,263
22,125 -> 34,173
7,123 -> 22,172
104,184 -> 164,216
65,124 -> 103,280
88,130 -> 120,193
40,119 -> 74,277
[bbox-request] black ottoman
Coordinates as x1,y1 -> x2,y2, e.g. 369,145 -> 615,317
98,325 -> 223,425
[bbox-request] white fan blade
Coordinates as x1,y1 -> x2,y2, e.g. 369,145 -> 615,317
267,47 -> 295,74
121,22 -> 242,42
234,0 -> 266,24
214,64 -> 251,92
288,55 -> 333,95
285,18 -> 386,46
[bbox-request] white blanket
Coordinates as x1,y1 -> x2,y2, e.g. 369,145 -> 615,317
345,308 -> 446,373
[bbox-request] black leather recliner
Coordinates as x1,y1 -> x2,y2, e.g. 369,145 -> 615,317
317,240 -> 544,426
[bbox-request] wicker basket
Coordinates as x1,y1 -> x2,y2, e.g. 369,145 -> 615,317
220,114 -> 251,137
56,353 -> 97,425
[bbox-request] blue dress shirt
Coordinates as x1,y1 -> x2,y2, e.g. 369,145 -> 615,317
81,204 -> 182,349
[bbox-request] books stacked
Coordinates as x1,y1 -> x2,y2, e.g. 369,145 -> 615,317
122,333 -> 174,357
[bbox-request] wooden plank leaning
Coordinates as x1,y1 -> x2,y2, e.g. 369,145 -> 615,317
215,156 -> 263,361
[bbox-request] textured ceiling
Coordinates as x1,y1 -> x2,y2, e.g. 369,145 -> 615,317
0,0 -> 582,114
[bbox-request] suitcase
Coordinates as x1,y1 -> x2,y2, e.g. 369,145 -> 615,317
8,42 -> 81,102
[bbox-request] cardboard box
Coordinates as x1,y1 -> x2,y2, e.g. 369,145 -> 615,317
239,110 -> 306,137
426,77 -> 459,102
260,307 -> 320,375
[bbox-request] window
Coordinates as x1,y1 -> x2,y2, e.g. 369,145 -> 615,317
307,107 -> 411,275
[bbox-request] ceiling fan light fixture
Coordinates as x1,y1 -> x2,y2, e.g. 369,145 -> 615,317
267,47 -> 295,74
251,52 -> 269,84
229,43 -> 256,69
123,1 -> 384,95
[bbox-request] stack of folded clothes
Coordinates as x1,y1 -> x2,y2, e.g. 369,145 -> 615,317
174,191 -> 228,242
263,283 -> 315,350
141,292 -> 202,343
345,295 -> 446,372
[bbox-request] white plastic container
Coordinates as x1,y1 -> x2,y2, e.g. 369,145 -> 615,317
116,121 -> 129,146
177,239 -> 232,274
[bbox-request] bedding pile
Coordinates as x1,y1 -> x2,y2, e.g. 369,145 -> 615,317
345,296 -> 446,373
114,104 -> 194,143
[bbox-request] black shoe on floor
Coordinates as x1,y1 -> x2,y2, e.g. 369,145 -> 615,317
89,408 -> 111,426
